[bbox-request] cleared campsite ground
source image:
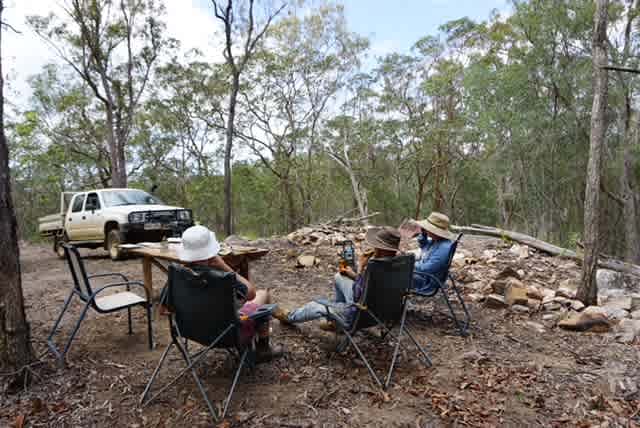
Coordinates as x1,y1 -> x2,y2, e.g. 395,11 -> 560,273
2,236 -> 638,427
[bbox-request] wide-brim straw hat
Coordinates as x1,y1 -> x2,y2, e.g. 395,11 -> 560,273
415,212 -> 455,240
364,227 -> 401,252
177,225 -> 221,262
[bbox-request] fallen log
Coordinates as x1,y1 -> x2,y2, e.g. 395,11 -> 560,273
451,224 -> 640,277
327,211 -> 380,225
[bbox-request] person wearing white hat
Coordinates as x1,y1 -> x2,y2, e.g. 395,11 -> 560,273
177,225 -> 284,362
411,212 -> 454,294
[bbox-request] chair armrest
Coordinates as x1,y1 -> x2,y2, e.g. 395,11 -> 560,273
411,271 -> 445,296
247,304 -> 277,322
91,281 -> 150,301
87,272 -> 129,282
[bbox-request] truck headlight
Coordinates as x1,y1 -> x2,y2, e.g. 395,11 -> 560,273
129,212 -> 145,223
177,210 -> 191,221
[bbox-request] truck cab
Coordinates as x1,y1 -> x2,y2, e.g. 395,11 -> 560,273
41,189 -> 193,260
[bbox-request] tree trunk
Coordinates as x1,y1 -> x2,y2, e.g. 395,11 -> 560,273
283,175 -> 297,232
223,73 -> 240,236
621,111 -> 640,264
105,108 -> 126,187
577,0 -> 609,305
0,0 -> 34,385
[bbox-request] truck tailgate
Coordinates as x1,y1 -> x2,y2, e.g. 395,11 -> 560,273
39,214 -> 63,236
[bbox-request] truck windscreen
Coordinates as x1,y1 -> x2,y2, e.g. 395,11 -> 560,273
102,190 -> 164,207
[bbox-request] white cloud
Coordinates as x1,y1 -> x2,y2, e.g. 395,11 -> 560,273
1,0 -> 225,109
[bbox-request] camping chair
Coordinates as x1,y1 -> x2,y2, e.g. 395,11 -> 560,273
408,233 -> 471,336
139,264 -> 275,422
317,254 -> 432,390
47,244 -> 153,363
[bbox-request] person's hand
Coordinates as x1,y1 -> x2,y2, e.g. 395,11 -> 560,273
358,250 -> 374,271
340,265 -> 356,278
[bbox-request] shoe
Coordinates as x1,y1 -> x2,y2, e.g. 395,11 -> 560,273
319,320 -> 336,332
255,344 -> 285,363
273,307 -> 293,325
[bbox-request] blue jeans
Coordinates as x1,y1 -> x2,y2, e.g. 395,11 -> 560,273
288,273 -> 354,323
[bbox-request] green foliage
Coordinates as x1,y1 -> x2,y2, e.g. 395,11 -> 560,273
8,0 -> 640,261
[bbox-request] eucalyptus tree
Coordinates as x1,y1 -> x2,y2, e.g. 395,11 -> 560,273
238,4 -> 368,231
374,35 -> 468,219
0,0 -> 34,389
28,0 -> 174,188
578,0 -> 609,305
211,0 -> 286,235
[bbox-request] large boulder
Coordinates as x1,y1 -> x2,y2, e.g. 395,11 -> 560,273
485,294 -> 508,309
555,279 -> 578,299
596,269 -> 626,296
614,319 -> 640,344
296,255 -> 318,268
558,306 -> 610,332
504,279 -> 528,306
526,285 -> 545,301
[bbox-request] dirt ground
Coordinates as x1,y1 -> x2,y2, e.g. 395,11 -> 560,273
1,236 -> 639,428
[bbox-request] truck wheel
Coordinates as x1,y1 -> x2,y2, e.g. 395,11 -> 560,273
54,234 -> 68,259
107,229 -> 125,261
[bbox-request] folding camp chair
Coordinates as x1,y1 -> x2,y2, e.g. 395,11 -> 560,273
409,233 -> 471,336
139,264 -> 275,422
317,254 -> 432,390
47,244 -> 153,364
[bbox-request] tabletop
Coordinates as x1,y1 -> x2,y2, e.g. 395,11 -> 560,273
124,243 -> 269,262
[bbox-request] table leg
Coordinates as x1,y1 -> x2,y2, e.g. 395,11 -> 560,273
143,255 -> 153,300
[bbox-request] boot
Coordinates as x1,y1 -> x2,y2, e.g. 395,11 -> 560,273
255,337 -> 285,363
318,320 -> 337,332
273,306 -> 293,325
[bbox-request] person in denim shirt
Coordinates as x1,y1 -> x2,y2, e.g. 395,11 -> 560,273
273,227 -> 400,331
411,212 -> 455,295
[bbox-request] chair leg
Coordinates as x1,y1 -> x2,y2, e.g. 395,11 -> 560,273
146,303 -> 154,349
402,323 -> 432,368
56,300 -> 93,364
175,338 -> 217,423
341,328 -> 383,389
139,341 -> 174,405
47,290 -> 76,361
440,287 -> 465,336
127,307 -> 133,335
451,280 -> 471,336
385,304 -> 409,389
221,347 -> 248,420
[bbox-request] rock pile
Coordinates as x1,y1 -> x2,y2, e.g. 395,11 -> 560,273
455,241 -> 640,343
286,226 -> 366,246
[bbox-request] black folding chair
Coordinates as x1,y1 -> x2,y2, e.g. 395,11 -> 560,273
47,244 -> 153,363
409,234 -> 471,336
317,254 -> 432,390
139,264 -> 275,422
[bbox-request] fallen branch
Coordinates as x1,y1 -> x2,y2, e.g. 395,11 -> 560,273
451,224 -> 640,277
336,211 -> 380,224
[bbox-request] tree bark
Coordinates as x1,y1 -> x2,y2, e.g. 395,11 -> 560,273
577,0 -> 609,305
327,148 -> 369,222
223,73 -> 240,235
0,0 -> 34,384
621,112 -> 640,264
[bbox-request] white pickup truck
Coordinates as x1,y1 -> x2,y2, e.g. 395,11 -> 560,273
38,188 -> 193,260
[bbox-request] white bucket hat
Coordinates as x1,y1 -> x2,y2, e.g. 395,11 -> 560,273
177,225 -> 220,262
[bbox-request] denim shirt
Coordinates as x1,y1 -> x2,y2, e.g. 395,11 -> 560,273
413,234 -> 452,294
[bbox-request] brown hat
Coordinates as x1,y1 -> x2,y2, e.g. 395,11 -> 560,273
415,212 -> 454,240
364,227 -> 400,252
